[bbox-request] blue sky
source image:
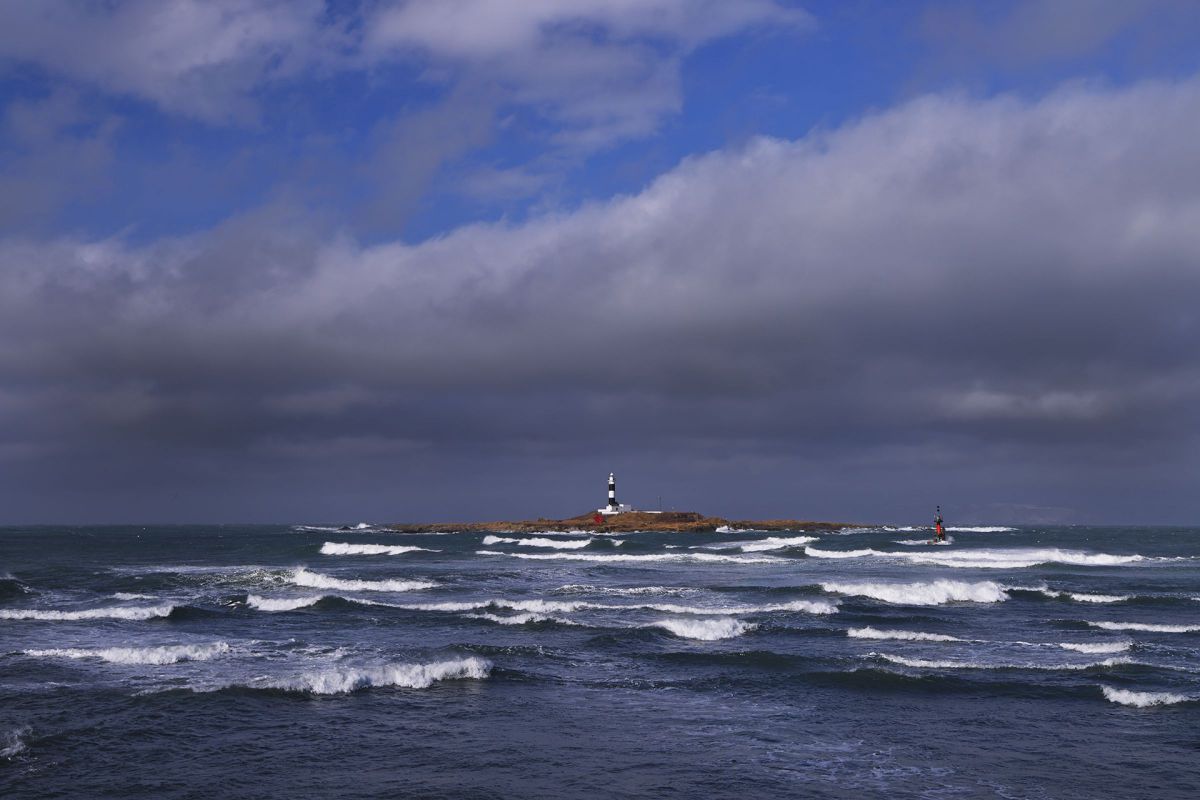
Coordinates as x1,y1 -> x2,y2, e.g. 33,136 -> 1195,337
2,1 -> 1200,524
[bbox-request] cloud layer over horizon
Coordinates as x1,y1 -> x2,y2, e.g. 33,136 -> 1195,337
1,2 -> 1199,524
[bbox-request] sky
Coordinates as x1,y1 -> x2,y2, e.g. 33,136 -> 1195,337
2,0 -> 1200,525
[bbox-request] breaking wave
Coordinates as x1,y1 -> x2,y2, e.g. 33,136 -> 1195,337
737,535 -> 817,552
1101,686 -> 1192,707
320,542 -> 436,556
481,535 -> 592,549
246,594 -> 323,612
821,580 -> 1008,605
207,657 -> 491,695
807,546 -> 1146,569
1088,621 -> 1200,633
649,617 -> 754,640
1007,586 -> 1130,603
554,584 -> 694,597
24,643 -> 231,664
945,526 -> 1017,533
0,604 -> 176,621
877,653 -> 1131,671
475,550 -> 783,564
847,627 -> 963,642
289,567 -> 435,592
465,612 -> 577,626
1059,641 -> 1132,654
1,727 -> 29,759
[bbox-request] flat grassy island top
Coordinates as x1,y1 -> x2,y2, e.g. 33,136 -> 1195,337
388,511 -> 852,534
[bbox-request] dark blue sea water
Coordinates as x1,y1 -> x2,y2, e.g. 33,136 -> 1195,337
2,524 -> 1198,798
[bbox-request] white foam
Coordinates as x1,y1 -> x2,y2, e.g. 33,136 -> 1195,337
945,526 -> 1017,533
465,612 -> 576,626
246,594 -> 323,612
847,627 -> 962,642
481,535 -> 592,549
1101,686 -> 1191,707
1066,592 -> 1128,603
737,535 -> 817,552
112,592 -> 156,600
320,542 -> 435,556
806,547 -> 885,559
649,617 -> 754,640
24,643 -> 230,665
1,727 -> 29,759
1089,621 -> 1200,633
808,546 -> 1147,569
638,599 -> 838,616
475,550 -> 783,564
555,584 -> 693,596
289,568 -> 435,592
237,657 -> 491,694
0,604 -> 175,621
1059,641 -> 1132,654
878,653 -> 1130,670
821,580 -> 1008,606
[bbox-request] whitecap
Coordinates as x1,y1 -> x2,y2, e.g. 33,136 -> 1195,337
1,727 -> 29,759
1059,641 -> 1132,654
877,653 -> 1130,670
24,643 -> 230,665
464,612 -> 577,626
205,657 -> 491,694
649,617 -> 754,640
246,594 -> 323,612
0,604 -> 176,621
474,550 -> 783,564
944,526 -> 1017,533
320,542 -> 436,556
847,627 -> 962,642
289,567 -> 435,592
821,580 -> 1008,606
481,535 -> 592,549
1101,686 -> 1192,707
112,592 -> 157,600
554,584 -> 694,597
737,535 -> 817,552
1089,621 -> 1200,633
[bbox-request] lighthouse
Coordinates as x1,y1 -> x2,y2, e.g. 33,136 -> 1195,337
598,472 -> 631,515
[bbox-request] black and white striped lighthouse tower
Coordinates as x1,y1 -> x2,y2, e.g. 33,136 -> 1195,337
606,472 -> 618,513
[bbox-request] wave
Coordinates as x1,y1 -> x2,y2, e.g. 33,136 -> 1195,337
554,584 -> 694,597
945,526 -> 1017,533
1,727 -> 29,759
288,567 -> 435,592
112,592 -> 157,601
715,525 -> 767,533
24,643 -> 230,665
1007,586 -> 1130,603
737,535 -> 817,553
893,538 -> 954,546
465,612 -> 577,626
476,550 -> 784,564
807,546 -> 1148,569
1059,641 -> 1132,654
1101,686 -> 1193,707
481,535 -> 593,549
246,594 -> 323,612
0,575 -> 31,599
0,604 -> 176,621
847,627 -> 963,642
649,617 -> 754,640
638,599 -> 838,616
821,580 -> 1008,606
208,657 -> 492,695
877,653 -> 1131,671
1088,621 -> 1200,633
320,542 -> 436,556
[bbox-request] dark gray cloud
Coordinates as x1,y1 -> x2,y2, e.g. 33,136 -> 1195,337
2,76 -> 1199,522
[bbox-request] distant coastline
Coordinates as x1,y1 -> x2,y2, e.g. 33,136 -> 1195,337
387,511 -> 853,534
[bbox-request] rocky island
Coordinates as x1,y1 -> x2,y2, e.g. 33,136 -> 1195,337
387,510 -> 851,534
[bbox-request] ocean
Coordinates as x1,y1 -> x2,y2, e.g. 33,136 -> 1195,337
1,523 -> 1198,798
